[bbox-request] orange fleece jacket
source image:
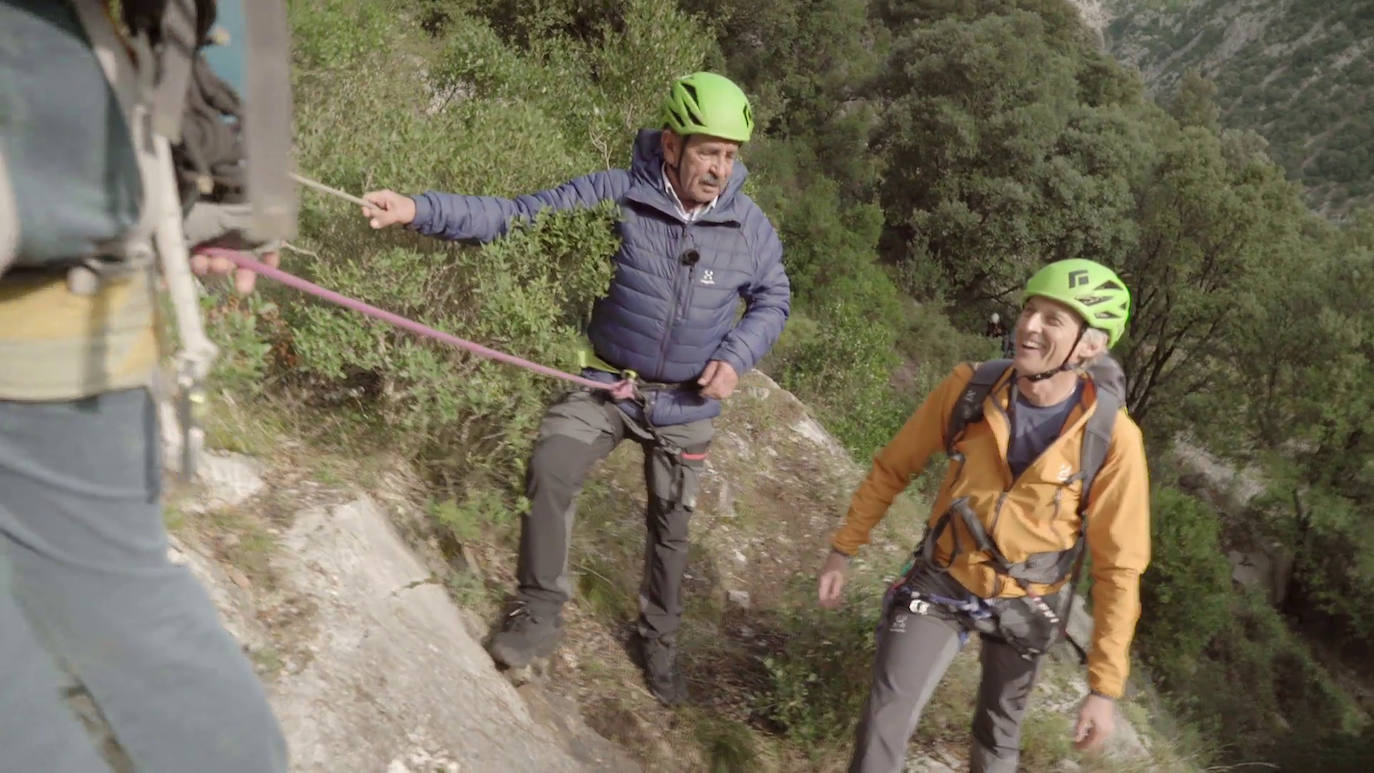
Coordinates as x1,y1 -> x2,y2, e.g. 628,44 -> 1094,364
832,363 -> 1151,698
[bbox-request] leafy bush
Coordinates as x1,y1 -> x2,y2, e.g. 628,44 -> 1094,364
285,207 -> 617,482
203,293 -> 278,397
765,262 -> 911,456
1135,487 -> 1232,677
280,1 -> 708,485
1136,497 -> 1365,765
758,592 -> 881,749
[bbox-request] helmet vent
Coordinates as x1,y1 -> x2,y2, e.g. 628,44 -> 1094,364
680,83 -> 706,125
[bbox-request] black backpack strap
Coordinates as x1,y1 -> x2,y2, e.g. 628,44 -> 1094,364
945,359 -> 1013,456
1055,370 -> 1124,662
1076,386 -> 1119,517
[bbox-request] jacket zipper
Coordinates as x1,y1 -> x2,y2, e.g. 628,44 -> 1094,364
988,382 -> 1012,597
656,223 -> 690,372
948,453 -> 969,488
679,262 -> 698,323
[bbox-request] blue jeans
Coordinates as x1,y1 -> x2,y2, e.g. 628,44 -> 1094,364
0,388 -> 286,772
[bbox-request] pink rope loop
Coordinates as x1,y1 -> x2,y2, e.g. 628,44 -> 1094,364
198,247 -> 635,397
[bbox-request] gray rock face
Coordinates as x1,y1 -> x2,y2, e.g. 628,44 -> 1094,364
192,451 -> 267,510
1228,548 -> 1294,606
158,398 -> 266,510
264,497 -> 602,772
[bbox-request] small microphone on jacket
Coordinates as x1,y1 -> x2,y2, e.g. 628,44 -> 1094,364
680,249 -> 700,266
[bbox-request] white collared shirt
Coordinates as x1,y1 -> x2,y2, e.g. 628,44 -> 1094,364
661,164 -> 718,222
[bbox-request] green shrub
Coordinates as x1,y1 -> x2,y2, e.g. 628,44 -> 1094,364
281,0 -> 728,489
757,585 -> 882,749
1136,487 -> 1232,678
766,261 -> 912,456
284,206 -> 617,483
429,486 -> 519,544
203,292 -> 283,397
693,715 -> 759,773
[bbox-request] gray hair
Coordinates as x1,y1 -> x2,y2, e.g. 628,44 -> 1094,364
1078,327 -> 1110,366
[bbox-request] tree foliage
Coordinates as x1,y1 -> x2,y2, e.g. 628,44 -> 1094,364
873,11 -> 1141,302
210,2 -> 1374,766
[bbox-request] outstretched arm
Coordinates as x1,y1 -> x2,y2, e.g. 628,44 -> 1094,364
363,169 -> 631,243
817,366 -> 971,608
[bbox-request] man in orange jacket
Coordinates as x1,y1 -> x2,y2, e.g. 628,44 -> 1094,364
817,259 -> 1150,773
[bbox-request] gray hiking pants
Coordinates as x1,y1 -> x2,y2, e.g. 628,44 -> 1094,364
850,602 -> 1044,773
0,389 -> 287,773
517,388 -> 713,641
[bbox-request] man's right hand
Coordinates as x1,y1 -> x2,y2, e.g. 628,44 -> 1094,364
817,549 -> 851,609
361,190 -> 417,229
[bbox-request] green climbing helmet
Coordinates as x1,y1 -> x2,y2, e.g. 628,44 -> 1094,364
1023,259 -> 1132,347
661,72 -> 754,143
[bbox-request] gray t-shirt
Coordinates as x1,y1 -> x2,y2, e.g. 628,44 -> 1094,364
1007,381 -> 1083,479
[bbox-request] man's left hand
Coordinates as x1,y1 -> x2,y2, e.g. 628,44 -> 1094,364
1073,693 -> 1116,751
191,247 -> 280,295
697,360 -> 739,399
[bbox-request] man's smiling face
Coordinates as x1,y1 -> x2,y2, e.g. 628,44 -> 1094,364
1014,295 -> 1088,373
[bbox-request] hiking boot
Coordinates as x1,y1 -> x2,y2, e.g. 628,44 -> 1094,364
487,603 -> 562,668
634,634 -> 687,706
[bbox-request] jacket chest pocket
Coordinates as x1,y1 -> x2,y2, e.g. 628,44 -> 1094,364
685,230 -> 751,282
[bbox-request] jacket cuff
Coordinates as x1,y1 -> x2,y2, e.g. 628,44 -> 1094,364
1087,679 -> 1123,700
407,193 -> 433,233
830,536 -> 859,557
714,350 -> 749,379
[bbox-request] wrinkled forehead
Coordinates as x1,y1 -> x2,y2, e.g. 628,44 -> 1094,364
1022,294 -> 1084,324
684,134 -> 742,153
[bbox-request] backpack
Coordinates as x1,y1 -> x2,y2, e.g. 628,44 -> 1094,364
946,356 -> 1124,518
0,0 -> 273,276
917,356 -> 1127,657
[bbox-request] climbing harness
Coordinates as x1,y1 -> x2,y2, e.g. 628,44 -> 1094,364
912,357 -> 1125,660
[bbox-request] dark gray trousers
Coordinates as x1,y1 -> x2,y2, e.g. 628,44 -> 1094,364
0,389 -> 287,773
850,604 -> 1044,773
517,389 -> 713,640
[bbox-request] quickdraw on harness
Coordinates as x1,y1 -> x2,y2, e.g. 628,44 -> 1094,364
915,357 -> 1123,659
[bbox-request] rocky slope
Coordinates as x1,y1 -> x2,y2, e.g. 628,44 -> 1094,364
155,410 -> 635,772
64,372 -> 1178,770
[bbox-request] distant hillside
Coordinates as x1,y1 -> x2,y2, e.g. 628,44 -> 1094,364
1085,0 -> 1374,216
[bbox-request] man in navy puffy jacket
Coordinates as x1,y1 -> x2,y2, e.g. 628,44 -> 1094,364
363,72 -> 789,704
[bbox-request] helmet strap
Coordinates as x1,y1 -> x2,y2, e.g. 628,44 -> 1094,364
664,131 -> 687,196
1020,323 -> 1087,383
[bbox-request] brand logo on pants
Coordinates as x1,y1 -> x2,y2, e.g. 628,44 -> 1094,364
889,611 -> 908,633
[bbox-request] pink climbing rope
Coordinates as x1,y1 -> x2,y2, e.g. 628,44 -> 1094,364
199,247 -> 638,401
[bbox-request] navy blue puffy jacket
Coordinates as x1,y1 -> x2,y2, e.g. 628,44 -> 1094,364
408,129 -> 790,425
